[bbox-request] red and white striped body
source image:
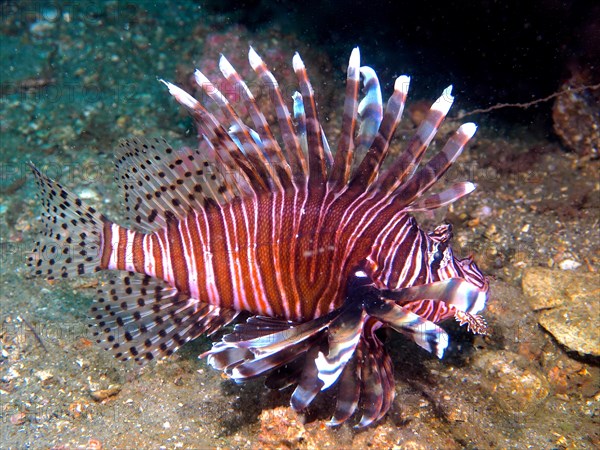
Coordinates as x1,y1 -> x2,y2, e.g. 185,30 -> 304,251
100,184 -> 486,323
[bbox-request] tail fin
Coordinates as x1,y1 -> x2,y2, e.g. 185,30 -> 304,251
27,163 -> 108,280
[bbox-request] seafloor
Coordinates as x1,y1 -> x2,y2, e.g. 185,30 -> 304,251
1,1 -> 598,449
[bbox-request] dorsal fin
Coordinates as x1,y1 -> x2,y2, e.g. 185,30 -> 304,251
193,69 -> 281,191
248,47 -> 308,184
114,137 -> 240,233
353,66 -> 383,166
350,75 -> 410,190
389,123 -> 477,208
219,54 -> 294,188
405,181 -> 476,211
162,49 -> 337,193
292,91 -> 308,157
330,47 -> 360,186
161,79 -> 269,195
160,47 -> 477,213
293,53 -> 329,185
374,85 -> 455,196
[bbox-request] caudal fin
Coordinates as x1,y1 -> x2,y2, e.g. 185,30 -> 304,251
27,164 -> 108,280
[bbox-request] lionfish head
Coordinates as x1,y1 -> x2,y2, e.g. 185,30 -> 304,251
427,223 -> 489,316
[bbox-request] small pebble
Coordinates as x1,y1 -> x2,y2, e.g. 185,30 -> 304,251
558,259 -> 581,270
35,370 -> 54,383
10,412 -> 27,425
78,188 -> 99,200
29,20 -> 55,36
90,386 -> 122,401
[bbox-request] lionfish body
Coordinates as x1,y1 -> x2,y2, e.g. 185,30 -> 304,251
29,47 -> 488,427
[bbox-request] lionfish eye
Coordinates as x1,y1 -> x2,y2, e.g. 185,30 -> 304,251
432,248 -> 444,265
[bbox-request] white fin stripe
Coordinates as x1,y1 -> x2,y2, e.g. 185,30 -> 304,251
143,234 -> 155,278
290,186 -> 303,319
371,216 -> 405,272
224,206 -> 246,312
124,229 -> 136,272
395,232 -> 423,289
196,209 -> 220,307
271,192 -> 288,318
108,223 -> 121,270
180,217 -> 199,299
308,183 -> 333,285
156,230 -> 172,286
380,218 -> 412,285
294,183 -> 310,318
242,200 -> 272,316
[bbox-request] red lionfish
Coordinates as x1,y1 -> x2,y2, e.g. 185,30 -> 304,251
29,47 -> 489,427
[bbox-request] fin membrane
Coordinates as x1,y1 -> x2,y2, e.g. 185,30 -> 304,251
114,136 -> 240,233
27,164 -> 107,280
91,272 -> 239,364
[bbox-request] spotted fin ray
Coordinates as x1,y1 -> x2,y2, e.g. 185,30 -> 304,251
91,272 -> 239,364
27,164 -> 107,280
114,136 -> 243,233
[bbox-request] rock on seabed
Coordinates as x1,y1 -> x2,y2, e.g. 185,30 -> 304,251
522,267 -> 600,357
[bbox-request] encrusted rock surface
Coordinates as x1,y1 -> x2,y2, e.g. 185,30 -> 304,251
523,267 -> 600,356
552,72 -> 600,157
473,351 -> 549,416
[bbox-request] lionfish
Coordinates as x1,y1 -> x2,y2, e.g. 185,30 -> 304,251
29,47 -> 488,427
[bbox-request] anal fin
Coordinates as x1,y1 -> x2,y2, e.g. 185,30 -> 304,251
91,272 -> 238,364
